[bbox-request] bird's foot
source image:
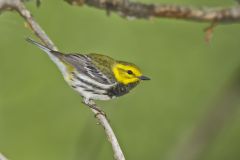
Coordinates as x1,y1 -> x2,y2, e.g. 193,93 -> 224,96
82,98 -> 107,117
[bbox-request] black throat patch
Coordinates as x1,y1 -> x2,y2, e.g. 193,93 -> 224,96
107,82 -> 139,97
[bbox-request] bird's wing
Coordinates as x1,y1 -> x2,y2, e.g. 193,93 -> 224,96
26,38 -> 115,85
60,54 -> 116,85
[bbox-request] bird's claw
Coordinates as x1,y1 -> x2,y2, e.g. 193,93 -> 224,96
94,110 -> 107,117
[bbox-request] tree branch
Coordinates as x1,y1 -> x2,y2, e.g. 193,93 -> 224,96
0,153 -> 8,160
66,0 -> 240,23
0,0 -> 125,159
90,107 -> 125,160
16,3 -> 57,50
1,1 -> 240,160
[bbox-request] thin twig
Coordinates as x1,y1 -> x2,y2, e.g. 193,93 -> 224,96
15,2 -> 57,50
66,0 -> 240,23
0,153 -> 8,160
0,0 -> 125,159
204,22 -> 217,43
1,1 -> 240,160
90,108 -> 125,160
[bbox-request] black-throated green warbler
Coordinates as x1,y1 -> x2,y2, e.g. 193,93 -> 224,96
26,38 -> 150,113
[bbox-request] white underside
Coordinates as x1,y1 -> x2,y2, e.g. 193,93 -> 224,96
72,74 -> 115,101
35,43 -> 115,101
53,58 -> 113,101
75,87 -> 112,101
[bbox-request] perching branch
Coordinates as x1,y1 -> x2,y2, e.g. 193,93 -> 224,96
16,2 -> 57,50
66,0 -> 240,23
88,104 -> 125,160
0,0 -> 125,160
0,153 -> 8,160
1,1 -> 240,160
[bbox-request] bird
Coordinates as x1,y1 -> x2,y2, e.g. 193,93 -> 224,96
26,38 -> 150,114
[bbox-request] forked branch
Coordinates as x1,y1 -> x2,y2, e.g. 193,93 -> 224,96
0,0 -> 125,160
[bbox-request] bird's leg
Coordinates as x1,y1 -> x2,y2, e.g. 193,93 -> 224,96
82,98 -> 107,117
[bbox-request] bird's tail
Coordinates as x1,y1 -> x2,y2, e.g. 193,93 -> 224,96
26,38 -> 53,54
26,38 -> 69,78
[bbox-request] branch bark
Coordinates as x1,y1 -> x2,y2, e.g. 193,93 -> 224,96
1,1 -> 240,160
90,107 -> 125,160
66,0 -> 240,23
0,0 -> 125,160
0,153 -> 8,160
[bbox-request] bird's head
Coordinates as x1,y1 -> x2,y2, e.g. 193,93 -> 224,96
112,61 -> 150,85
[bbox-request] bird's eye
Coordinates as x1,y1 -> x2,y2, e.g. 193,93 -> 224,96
127,70 -> 133,75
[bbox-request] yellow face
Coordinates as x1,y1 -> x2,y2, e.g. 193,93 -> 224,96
112,63 -> 144,85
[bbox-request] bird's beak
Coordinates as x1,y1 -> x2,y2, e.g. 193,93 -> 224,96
139,75 -> 151,80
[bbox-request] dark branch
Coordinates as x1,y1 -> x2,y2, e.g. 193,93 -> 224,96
66,0 -> 240,23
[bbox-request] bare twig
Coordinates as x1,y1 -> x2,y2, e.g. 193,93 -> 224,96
0,153 -> 8,160
0,0 -> 125,159
0,0 -> 18,10
15,3 -> 57,50
0,0 -> 56,49
90,107 -> 125,160
204,22 -> 217,43
66,0 -> 240,23
1,1 -> 240,160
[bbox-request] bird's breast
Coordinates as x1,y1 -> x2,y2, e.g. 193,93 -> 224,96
107,82 -> 138,97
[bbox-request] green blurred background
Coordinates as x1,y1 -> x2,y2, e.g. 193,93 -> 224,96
1,0 -> 240,160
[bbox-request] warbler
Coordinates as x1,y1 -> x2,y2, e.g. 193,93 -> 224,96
26,38 -> 150,112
